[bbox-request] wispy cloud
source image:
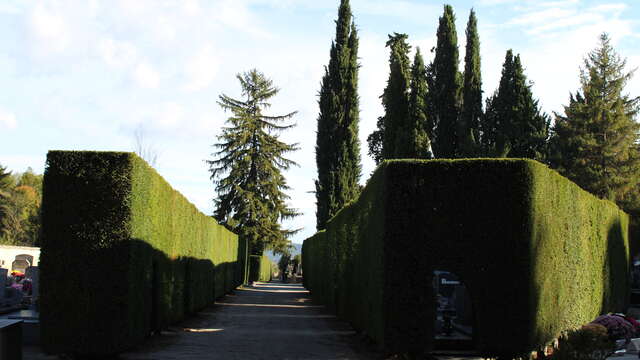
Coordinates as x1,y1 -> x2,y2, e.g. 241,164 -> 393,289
0,109 -> 17,130
182,45 -> 220,92
97,38 -> 139,69
27,3 -> 71,56
486,0 -> 638,115
132,62 -> 160,89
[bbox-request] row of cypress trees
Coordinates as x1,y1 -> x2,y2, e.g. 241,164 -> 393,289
316,1 -> 640,227
367,5 -> 550,163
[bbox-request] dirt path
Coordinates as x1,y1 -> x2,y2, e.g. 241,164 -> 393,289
119,281 -> 383,360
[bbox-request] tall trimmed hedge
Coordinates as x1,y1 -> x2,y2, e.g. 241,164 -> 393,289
249,255 -> 272,283
303,159 -> 629,358
40,151 -> 243,357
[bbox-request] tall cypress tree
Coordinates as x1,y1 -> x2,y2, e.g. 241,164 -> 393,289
383,33 -> 412,160
460,9 -> 482,157
315,0 -> 361,230
431,4 -> 462,159
551,33 -> 640,204
367,33 -> 412,163
208,69 -> 299,255
403,48 -> 432,159
482,50 -> 549,160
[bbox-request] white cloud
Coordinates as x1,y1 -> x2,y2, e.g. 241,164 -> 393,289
182,0 -> 201,15
478,0 -> 518,6
133,62 -> 160,89
156,102 -> 184,129
0,109 -> 17,130
27,3 -> 71,56
0,155 -> 46,174
183,45 -> 219,92
509,8 -> 575,26
590,3 -> 628,13
498,4 -> 636,115
0,1 -> 24,14
212,0 -> 272,38
98,38 -> 139,69
353,0 -> 440,20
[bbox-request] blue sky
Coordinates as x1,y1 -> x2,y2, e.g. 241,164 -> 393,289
0,0 -> 638,244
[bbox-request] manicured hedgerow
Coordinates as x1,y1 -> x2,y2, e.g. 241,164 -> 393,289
249,254 -> 272,282
303,159 -> 629,358
40,151 -> 242,357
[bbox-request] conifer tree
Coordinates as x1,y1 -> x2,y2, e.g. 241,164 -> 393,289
431,4 -> 462,159
403,48 -> 432,158
0,164 -> 13,236
482,50 -> 549,160
370,42 -> 432,161
382,33 -> 412,160
550,33 -> 640,203
315,0 -> 361,230
0,164 -> 11,197
367,118 -> 384,164
367,33 -> 411,163
460,9 -> 482,157
208,69 -> 299,255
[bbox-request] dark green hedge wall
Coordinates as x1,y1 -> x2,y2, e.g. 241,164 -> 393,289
40,151 -> 242,357
302,159 -> 629,358
249,255 -> 272,283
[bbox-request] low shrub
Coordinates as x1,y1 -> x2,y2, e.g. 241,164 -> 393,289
552,324 -> 614,360
591,314 -> 637,341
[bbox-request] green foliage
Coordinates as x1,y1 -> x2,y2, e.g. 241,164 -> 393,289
550,33 -> 640,209
369,35 -> 432,162
40,151 -> 242,357
459,9 -> 482,157
249,255 -> 272,282
303,159 -> 629,358
381,33 -> 412,160
0,167 -> 43,246
482,50 -> 550,160
278,252 -> 290,272
551,324 -> 614,360
403,48 -> 432,159
431,4 -> 462,159
315,0 -> 362,230
0,164 -> 12,194
208,69 -> 299,255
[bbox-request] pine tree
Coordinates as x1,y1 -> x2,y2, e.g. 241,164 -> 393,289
482,50 -> 549,160
551,33 -> 640,203
403,48 -> 432,159
315,0 -> 361,230
0,164 -> 13,239
459,9 -> 482,157
208,69 -> 299,255
0,164 -> 11,197
431,4 -> 462,159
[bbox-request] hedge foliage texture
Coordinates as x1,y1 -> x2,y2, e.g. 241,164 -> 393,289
249,254 -> 272,282
40,151 -> 242,357
302,159 -> 629,358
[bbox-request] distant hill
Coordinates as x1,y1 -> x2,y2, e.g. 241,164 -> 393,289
265,243 -> 302,264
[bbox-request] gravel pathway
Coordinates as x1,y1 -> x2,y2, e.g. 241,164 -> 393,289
118,281 -> 382,360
